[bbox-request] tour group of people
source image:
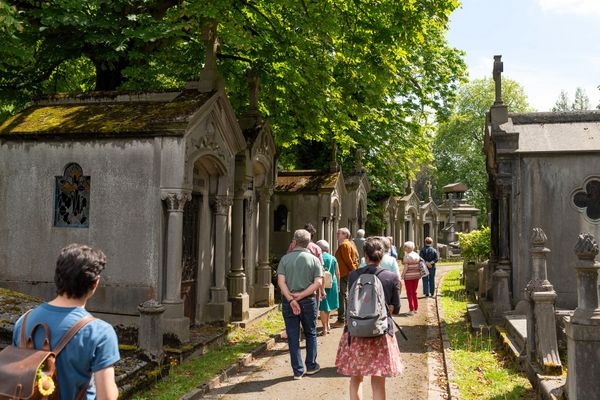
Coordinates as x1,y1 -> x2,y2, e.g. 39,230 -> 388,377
6,228 -> 438,399
277,225 -> 439,399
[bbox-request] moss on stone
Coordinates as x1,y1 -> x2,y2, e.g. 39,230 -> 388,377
119,344 -> 140,352
0,90 -> 213,137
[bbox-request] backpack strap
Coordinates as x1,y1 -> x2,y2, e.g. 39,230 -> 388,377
18,309 -> 34,348
53,316 -> 96,355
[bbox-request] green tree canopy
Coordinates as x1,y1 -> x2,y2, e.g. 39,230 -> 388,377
432,77 -> 531,225
1,0 -> 466,192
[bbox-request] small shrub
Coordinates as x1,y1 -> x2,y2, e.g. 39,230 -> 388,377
457,227 -> 491,262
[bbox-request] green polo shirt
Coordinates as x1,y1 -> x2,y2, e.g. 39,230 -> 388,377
277,248 -> 323,292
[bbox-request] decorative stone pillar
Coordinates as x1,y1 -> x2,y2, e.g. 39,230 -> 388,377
524,228 -> 561,374
228,189 -> 250,321
160,190 -> 191,342
254,187 -> 274,306
493,184 -> 512,320
138,299 -> 166,362
486,191 -> 499,299
206,196 -> 232,323
566,233 -> 600,400
245,197 -> 256,305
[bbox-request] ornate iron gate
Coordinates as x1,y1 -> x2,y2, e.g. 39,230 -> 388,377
181,194 -> 201,324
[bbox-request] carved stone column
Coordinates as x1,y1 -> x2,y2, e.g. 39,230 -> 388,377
524,228 -> 561,374
487,192 -> 499,299
138,299 -> 166,362
160,190 -> 191,342
493,183 -> 512,319
205,196 -> 232,323
245,197 -> 256,305
228,189 -> 249,321
254,187 -> 274,306
566,233 -> 600,400
572,233 -> 600,324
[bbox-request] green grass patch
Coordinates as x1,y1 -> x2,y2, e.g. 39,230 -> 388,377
132,310 -> 284,400
441,269 -> 535,400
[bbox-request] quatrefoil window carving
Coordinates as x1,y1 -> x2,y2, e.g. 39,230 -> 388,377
573,179 -> 600,221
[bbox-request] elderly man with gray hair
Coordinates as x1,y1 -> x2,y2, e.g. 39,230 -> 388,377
277,229 -> 323,379
352,229 -> 366,260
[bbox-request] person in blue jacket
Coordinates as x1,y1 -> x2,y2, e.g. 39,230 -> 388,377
419,237 -> 440,297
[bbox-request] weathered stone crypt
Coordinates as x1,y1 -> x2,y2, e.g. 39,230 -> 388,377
0,29 -> 276,342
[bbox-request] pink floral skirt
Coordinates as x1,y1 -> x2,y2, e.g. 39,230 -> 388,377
335,332 -> 404,377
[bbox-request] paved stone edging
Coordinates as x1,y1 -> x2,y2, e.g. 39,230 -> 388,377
435,267 -> 461,400
179,333 -> 284,400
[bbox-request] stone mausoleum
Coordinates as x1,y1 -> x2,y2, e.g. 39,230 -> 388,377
378,182 -> 440,253
270,162 -> 369,256
485,57 -> 600,310
0,31 -> 276,342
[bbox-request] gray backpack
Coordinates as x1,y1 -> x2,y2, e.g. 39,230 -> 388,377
347,269 -> 388,338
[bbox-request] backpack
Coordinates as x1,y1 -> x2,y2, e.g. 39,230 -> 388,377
0,310 -> 95,400
347,269 -> 388,338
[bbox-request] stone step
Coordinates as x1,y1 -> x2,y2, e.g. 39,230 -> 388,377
467,303 -> 490,334
503,314 -> 528,355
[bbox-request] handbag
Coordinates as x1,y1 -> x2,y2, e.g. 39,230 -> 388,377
323,270 -> 333,289
418,258 -> 429,278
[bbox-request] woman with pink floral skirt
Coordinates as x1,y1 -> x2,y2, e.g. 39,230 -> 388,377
335,237 -> 404,400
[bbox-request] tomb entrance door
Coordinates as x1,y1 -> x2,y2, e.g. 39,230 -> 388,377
182,193 -> 201,324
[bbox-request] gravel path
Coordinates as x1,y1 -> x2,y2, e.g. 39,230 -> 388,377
197,265 -> 458,400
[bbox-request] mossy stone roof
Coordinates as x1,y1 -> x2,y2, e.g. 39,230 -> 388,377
275,170 -> 340,193
0,90 -> 214,139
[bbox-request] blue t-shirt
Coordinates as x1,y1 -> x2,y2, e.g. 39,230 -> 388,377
12,303 -> 120,400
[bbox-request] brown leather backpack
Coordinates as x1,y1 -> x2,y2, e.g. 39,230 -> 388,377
0,310 -> 95,400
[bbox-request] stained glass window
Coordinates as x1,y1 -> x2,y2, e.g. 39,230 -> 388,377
54,163 -> 90,227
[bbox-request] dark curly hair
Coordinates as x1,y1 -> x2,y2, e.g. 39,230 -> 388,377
54,244 -> 106,299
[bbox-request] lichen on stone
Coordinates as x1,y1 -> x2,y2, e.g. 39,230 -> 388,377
0,90 -> 214,137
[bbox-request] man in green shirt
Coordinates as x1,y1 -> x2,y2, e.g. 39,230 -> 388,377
277,229 -> 323,380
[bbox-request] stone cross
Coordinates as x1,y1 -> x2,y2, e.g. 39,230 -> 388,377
405,178 -> 413,194
329,139 -> 339,172
427,180 -> 432,201
356,148 -> 364,172
247,68 -> 260,113
198,20 -> 220,93
493,55 -> 503,105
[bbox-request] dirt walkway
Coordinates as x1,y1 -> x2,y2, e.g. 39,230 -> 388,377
198,265 -> 458,400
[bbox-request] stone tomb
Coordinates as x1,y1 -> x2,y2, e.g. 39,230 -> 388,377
485,70 -> 600,309
0,80 -> 276,341
382,182 -> 442,253
270,164 -> 369,256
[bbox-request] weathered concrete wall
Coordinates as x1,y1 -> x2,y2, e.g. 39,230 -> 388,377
0,137 -> 164,315
513,155 -> 600,309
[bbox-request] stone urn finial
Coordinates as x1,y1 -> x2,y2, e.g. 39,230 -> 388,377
574,233 -> 599,261
531,227 -> 547,247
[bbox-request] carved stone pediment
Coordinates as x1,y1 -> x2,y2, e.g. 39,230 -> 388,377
183,93 -> 246,184
252,125 -> 275,162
